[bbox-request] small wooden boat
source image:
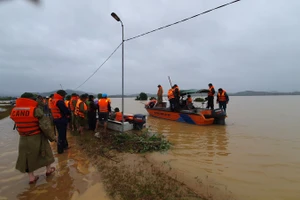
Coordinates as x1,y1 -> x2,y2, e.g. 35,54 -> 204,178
145,89 -> 226,125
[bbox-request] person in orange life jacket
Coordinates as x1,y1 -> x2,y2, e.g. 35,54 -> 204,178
65,95 -> 71,130
173,84 -> 180,110
216,88 -> 229,114
168,86 -> 176,111
147,97 -> 157,108
48,94 -> 54,118
10,92 -> 57,184
96,93 -> 111,134
83,93 -> 90,130
186,95 -> 194,109
112,107 -> 123,122
87,95 -> 97,131
70,93 -> 79,131
75,94 -> 88,135
206,83 -> 215,110
50,90 -> 70,154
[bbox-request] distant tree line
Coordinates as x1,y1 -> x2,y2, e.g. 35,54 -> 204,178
0,96 -> 16,100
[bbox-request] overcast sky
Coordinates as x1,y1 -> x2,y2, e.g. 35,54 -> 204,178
0,0 -> 299,96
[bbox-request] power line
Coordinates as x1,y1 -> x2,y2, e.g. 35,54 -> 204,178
74,43 -> 122,90
125,0 -> 241,41
74,0 -> 240,89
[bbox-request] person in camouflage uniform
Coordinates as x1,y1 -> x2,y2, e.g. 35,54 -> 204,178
10,92 -> 57,184
36,95 -> 45,111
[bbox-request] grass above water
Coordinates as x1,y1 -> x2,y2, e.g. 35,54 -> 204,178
0,105 -> 13,120
76,130 -> 205,200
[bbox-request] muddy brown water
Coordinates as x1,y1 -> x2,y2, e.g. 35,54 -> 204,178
1,96 -> 300,200
0,117 -> 109,200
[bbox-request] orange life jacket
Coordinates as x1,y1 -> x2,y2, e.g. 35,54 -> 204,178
208,86 -> 215,96
69,97 -> 78,112
75,99 -> 87,118
10,98 -> 41,136
48,98 -> 53,109
168,89 -> 174,100
217,90 -> 227,102
115,112 -> 123,122
50,93 -> 64,119
65,100 -> 70,108
98,98 -> 110,112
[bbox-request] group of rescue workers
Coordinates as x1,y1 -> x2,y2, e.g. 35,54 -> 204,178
152,83 -> 229,113
9,84 -> 229,185
9,90 -> 123,184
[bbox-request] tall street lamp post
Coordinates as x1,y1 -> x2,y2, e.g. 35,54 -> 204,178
111,12 -> 125,133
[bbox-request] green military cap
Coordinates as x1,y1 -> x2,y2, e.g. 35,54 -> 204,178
57,90 -> 67,96
80,94 -> 88,99
66,95 -> 71,100
21,92 -> 35,100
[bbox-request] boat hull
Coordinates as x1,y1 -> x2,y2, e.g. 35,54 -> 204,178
146,108 -> 217,125
107,120 -> 134,132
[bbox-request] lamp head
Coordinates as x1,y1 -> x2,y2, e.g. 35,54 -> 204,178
111,12 -> 121,22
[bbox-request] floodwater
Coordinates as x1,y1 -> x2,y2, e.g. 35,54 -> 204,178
112,96 -> 300,200
0,117 -> 109,200
1,96 -> 300,200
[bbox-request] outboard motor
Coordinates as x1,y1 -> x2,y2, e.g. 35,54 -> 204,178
212,108 -> 226,125
133,114 -> 146,130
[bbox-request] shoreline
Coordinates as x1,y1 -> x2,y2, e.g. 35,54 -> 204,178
75,131 -> 236,200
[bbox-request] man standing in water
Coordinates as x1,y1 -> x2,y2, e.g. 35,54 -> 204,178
51,90 -> 70,154
10,92 -> 56,184
206,83 -> 215,110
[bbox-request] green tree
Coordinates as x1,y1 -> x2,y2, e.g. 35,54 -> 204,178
139,92 -> 148,101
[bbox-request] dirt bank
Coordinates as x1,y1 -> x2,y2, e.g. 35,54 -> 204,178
76,132 -> 204,200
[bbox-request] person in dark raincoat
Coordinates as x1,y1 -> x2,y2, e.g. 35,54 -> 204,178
87,95 -> 97,131
50,90 -> 70,154
10,92 -> 57,184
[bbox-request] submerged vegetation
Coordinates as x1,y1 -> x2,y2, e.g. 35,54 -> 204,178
78,129 -> 171,154
135,92 -> 148,101
76,130 -> 206,200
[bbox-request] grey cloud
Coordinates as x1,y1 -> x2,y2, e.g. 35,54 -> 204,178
0,0 -> 300,96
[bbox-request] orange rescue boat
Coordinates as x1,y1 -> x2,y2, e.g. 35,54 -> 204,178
145,89 -> 226,125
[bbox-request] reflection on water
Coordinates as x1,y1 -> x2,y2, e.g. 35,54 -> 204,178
0,117 -> 109,200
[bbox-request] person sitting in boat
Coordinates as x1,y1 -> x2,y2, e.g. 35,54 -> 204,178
146,97 -> 157,108
111,107 -> 134,122
186,94 -> 195,109
112,107 -> 123,122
